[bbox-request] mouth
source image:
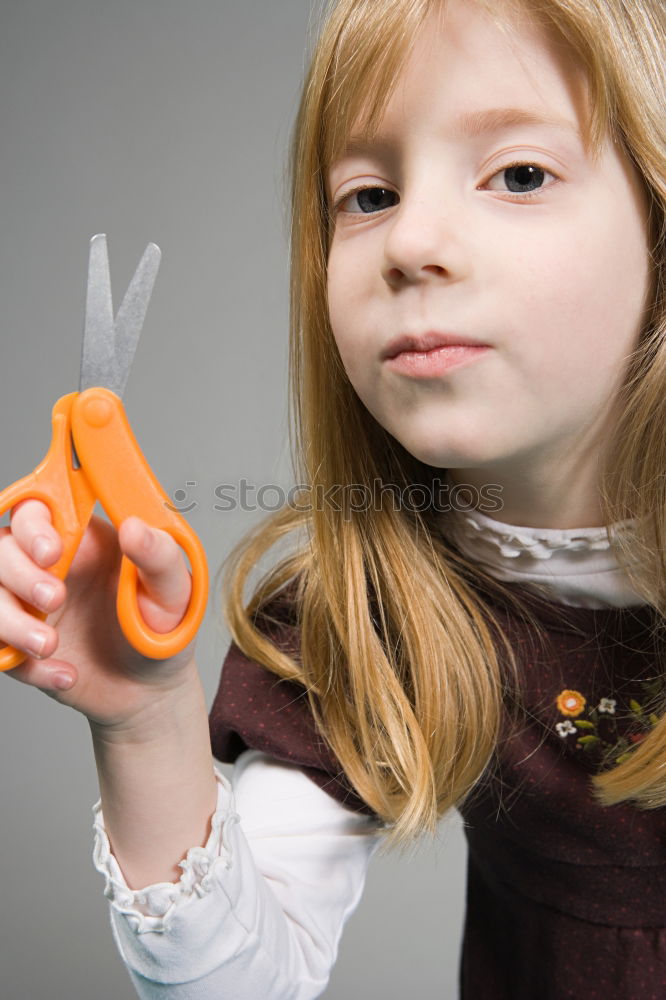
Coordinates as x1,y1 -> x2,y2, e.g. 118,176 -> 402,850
384,340 -> 493,379
382,331 -> 491,360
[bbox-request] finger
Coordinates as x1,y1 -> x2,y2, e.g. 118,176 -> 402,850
0,528 -> 66,614
0,585 -> 58,662
10,498 -> 63,568
6,651 -> 78,696
118,517 -> 192,626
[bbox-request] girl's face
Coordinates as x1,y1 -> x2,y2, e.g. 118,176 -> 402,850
326,0 -> 653,526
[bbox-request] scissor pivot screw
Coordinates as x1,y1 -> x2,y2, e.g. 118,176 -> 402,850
81,395 -> 114,428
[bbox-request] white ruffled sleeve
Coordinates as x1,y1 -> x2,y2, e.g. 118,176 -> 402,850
92,748 -> 384,1000
92,766 -> 238,935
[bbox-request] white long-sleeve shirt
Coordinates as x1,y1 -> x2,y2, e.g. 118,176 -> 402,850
92,508 -> 643,998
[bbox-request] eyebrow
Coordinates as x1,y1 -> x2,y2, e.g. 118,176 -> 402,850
341,106 -> 580,157
453,107 -> 579,138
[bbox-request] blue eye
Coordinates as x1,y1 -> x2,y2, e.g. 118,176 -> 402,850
338,187 -> 399,214
334,161 -> 558,215
503,164 -> 545,192
486,162 -> 558,198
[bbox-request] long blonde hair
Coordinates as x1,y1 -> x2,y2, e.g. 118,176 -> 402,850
220,0 -> 666,851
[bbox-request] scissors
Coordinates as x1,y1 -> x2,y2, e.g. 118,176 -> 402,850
0,234 -> 208,670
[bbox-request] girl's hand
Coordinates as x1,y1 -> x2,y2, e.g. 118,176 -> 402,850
0,498 -> 200,732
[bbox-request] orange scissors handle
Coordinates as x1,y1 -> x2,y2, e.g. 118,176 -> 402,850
71,387 -> 208,659
0,393 -> 97,671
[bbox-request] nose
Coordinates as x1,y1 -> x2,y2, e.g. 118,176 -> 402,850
381,190 -> 468,288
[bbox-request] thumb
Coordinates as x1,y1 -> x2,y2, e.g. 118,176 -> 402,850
117,516 -> 192,632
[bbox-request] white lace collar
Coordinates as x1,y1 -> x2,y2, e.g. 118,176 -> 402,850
445,507 -> 644,609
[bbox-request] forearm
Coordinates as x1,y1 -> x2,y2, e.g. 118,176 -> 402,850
89,660 -> 218,889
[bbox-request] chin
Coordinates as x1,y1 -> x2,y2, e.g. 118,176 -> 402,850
395,433 -> 498,470
379,405 -> 497,466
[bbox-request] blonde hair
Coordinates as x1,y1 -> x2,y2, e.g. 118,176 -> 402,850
219,0 -> 666,851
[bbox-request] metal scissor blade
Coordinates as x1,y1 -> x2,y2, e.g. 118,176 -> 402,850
80,234 -> 116,394
111,241 -> 161,399
79,236 -> 161,398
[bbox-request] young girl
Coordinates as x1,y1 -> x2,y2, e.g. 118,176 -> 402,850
1,0 -> 664,996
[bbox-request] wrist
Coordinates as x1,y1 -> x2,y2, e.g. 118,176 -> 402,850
88,660 -> 219,889
88,658 -> 208,747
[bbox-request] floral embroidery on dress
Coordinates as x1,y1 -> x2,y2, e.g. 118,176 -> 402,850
554,678 -> 663,767
556,690 -> 587,717
598,697 -> 616,714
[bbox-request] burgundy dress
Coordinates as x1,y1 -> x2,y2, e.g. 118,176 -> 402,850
209,580 -> 666,999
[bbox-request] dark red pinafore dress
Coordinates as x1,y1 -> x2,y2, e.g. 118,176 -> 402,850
209,580 -> 666,1000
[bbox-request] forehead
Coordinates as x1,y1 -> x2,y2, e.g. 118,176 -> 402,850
322,0 -> 594,166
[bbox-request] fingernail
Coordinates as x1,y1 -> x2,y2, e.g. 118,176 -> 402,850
27,629 -> 48,658
33,582 -> 56,611
142,528 -> 153,551
32,536 -> 53,565
53,673 -> 74,691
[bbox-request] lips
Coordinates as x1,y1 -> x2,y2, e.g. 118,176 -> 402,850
383,331 -> 490,360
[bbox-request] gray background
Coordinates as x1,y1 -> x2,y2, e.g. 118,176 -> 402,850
0,2 -> 466,997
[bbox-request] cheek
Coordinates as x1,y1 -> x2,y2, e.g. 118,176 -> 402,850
498,214 -> 648,380
326,250 -> 369,374
326,262 -> 344,345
